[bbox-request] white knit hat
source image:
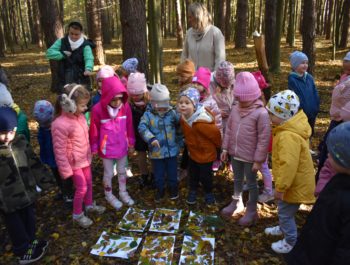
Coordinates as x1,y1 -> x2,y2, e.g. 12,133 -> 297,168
266,90 -> 300,120
150,83 -> 170,108
344,51 -> 350,61
0,83 -> 14,107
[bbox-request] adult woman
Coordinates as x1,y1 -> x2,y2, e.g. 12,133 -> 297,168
181,2 -> 225,71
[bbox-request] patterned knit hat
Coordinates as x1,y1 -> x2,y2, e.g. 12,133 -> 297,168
289,51 -> 308,70
344,51 -> 350,61
192,67 -> 211,91
122,58 -> 139,74
327,121 -> 350,169
33,100 -> 54,127
150,83 -> 170,108
177,59 -> 195,78
96,65 -> 116,80
251,71 -> 269,90
0,83 -> 14,108
0,107 -> 17,132
233,72 -> 261,102
127,73 -> 147,95
266,90 -> 300,120
180,87 -> 200,109
215,61 -> 235,88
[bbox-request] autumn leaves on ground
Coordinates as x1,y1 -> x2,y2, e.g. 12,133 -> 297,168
0,37 -> 348,265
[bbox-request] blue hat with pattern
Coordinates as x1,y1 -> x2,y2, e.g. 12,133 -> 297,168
327,121 -> 350,169
33,100 -> 54,127
289,51 -> 308,70
180,87 -> 200,109
122,58 -> 139,74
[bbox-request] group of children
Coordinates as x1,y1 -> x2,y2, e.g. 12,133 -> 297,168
1,37 -> 350,263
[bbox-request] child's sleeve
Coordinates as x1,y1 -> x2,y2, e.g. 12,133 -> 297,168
125,103 -> 136,147
222,111 -> 233,151
16,111 -> 31,143
89,109 -> 100,154
138,112 -> 156,144
254,112 -> 271,163
46,39 -> 64,60
315,158 -> 336,196
83,45 -> 94,71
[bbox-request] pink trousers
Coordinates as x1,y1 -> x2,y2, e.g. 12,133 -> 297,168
72,166 -> 93,215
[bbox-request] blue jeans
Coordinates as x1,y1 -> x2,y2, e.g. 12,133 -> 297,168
278,200 -> 300,246
152,157 -> 178,191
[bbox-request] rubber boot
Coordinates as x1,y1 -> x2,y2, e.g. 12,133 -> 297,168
238,201 -> 258,226
221,196 -> 244,217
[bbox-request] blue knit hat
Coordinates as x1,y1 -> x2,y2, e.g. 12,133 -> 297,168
327,121 -> 350,169
0,107 -> 17,132
180,87 -> 200,109
289,51 -> 308,70
33,100 -> 54,127
122,58 -> 138,74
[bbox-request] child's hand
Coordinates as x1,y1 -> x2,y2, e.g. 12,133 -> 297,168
252,162 -> 262,172
128,147 -> 135,155
84,70 -> 92,76
274,191 -> 284,200
63,51 -> 72,57
151,139 -> 160,149
220,150 -> 228,161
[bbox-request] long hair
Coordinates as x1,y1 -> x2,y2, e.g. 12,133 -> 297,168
54,83 -> 90,117
128,91 -> 150,107
188,2 -> 212,32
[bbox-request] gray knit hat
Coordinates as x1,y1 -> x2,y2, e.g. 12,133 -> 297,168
150,83 -> 170,108
327,121 -> 350,169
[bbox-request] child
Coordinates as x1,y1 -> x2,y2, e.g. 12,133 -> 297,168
0,107 -> 54,264
33,100 -> 73,203
118,58 -> 139,87
90,76 -> 136,210
340,51 -> 350,82
92,65 -> 116,107
287,121 -> 350,264
52,84 -> 105,228
138,84 -> 181,202
176,59 -> 195,88
46,21 -> 95,91
288,51 -> 320,138
264,90 -> 315,254
192,66 -> 223,171
178,88 -> 221,205
220,72 -> 270,226
127,72 -> 152,187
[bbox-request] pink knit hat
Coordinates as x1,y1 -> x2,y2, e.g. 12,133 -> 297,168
234,72 -> 261,102
251,71 -> 269,90
96,65 -> 116,80
127,73 -> 147,95
340,101 -> 350,121
192,67 -> 211,92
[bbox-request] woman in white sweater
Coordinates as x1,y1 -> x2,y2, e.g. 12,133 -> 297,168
181,2 -> 226,72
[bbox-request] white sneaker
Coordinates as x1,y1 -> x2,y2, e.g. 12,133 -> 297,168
119,191 -> 135,206
271,238 -> 293,254
126,167 -> 133,178
258,189 -> 274,203
265,225 -> 283,236
73,213 -> 93,228
105,194 -> 123,210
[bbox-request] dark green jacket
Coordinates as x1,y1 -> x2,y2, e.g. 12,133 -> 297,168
0,135 -> 55,213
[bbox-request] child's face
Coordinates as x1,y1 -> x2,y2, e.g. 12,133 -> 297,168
295,60 -> 308,75
68,27 -> 82,42
76,98 -> 89,114
269,112 -> 284,125
130,93 -> 144,102
343,61 -> 350,75
109,96 -> 123,108
0,130 -> 16,145
178,96 -> 195,119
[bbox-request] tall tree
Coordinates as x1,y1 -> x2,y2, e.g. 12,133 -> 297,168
37,0 -> 64,92
264,0 -> 276,66
58,0 -> 64,25
119,0 -> 148,77
17,0 -> 28,49
325,0 -> 333,39
235,0 -> 248,48
32,0 -> 43,47
225,0 -> 232,40
286,0 -> 296,46
214,0 -> 226,35
175,0 -> 183,47
1,0 -> 14,53
270,0 -> 284,72
26,0 -> 35,44
302,0 -> 316,75
339,0 -> 350,48
0,21 -> 5,57
100,0 -> 111,44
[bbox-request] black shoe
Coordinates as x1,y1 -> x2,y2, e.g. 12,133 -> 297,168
31,239 -> 49,251
186,191 -> 197,205
169,186 -> 179,200
18,241 -> 47,264
139,174 -> 149,188
155,189 -> 165,203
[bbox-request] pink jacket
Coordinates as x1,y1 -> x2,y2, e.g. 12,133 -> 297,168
52,113 -> 92,179
222,99 -> 271,163
330,75 -> 350,121
201,95 -> 223,135
90,76 -> 135,159
315,157 -> 336,196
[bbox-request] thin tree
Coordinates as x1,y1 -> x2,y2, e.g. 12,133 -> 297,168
325,0 -> 333,39
339,0 -> 350,48
175,0 -> 183,47
16,0 -> 28,49
302,0 -> 316,75
235,0 -> 248,48
100,0 -> 111,44
225,0 -> 232,40
32,0 -> 43,48
286,0 -> 296,46
26,0 -> 35,44
37,0 -> 64,92
119,0 -> 148,77
0,21 -> 5,57
270,0 -> 284,73
1,0 -> 14,53
264,0 -> 277,66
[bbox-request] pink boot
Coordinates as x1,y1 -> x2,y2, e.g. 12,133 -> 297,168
221,196 -> 244,218
238,201 -> 258,226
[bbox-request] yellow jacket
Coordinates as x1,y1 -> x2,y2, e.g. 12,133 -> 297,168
272,110 -> 315,204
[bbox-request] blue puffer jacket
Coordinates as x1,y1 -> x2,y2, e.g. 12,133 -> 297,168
288,72 -> 320,121
138,104 -> 182,159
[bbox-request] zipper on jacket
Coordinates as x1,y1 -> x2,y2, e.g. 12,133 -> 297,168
234,122 -> 241,155
162,115 -> 171,158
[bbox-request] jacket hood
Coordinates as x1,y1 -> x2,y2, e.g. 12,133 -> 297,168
100,76 -> 128,109
274,110 -> 311,140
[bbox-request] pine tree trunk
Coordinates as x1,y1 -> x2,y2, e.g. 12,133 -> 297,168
286,0 -> 296,46
225,0 -> 232,40
175,0 -> 183,47
270,0 -> 284,73
32,0 -> 43,48
339,0 -> 350,48
235,0 -> 248,48
119,0 -> 148,77
0,21 -> 5,57
264,0 -> 276,66
250,0 -> 256,35
215,0 -> 226,35
26,0 -> 35,44
334,0 -> 343,48
1,0 -> 14,53
181,0 -> 187,31
282,0 -> 288,34
258,0 -> 263,33
325,0 -> 333,39
58,0 -> 64,25
9,3 -> 18,45
100,0 -> 111,44
148,0 -> 163,83
302,0 -> 316,75
37,0 -> 64,92
17,0 -> 28,49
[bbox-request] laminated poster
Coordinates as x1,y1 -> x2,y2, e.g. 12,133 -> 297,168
138,235 -> 175,265
149,208 -> 182,234
117,207 -> 154,232
179,235 -> 215,265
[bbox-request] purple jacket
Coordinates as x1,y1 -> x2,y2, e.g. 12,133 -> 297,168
222,99 -> 270,163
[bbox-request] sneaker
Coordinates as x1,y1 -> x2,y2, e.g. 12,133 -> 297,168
271,238 -> 293,254
18,242 -> 47,264
258,189 -> 274,203
186,191 -> 197,205
205,193 -> 216,205
86,202 -> 106,215
119,191 -> 135,206
212,160 -> 221,171
169,186 -> 179,200
155,189 -> 165,202
30,240 -> 49,251
63,195 -> 73,203
265,225 -> 283,236
126,167 -> 133,178
73,213 -> 93,228
309,149 -> 318,156
105,194 -> 123,210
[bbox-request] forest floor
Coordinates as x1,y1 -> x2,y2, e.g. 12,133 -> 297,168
0,37 -> 348,265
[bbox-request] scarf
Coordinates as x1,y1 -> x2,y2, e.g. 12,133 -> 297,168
107,104 -> 121,119
185,104 -> 205,127
192,25 -> 211,41
68,36 -> 84,51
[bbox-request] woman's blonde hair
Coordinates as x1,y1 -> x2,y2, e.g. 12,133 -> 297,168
188,2 -> 212,32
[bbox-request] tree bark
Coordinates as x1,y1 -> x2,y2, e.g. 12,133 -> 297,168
0,20 -> 5,57
58,0 -> 64,25
235,0 -> 248,48
339,0 -> 350,48
175,0 -> 183,47
325,0 -> 333,39
286,0 -> 296,46
32,0 -> 43,48
100,0 -> 112,44
17,0 -> 28,49
37,0 -> 64,92
119,0 -> 148,78
225,0 -> 232,40
26,0 -> 35,44
215,0 -> 226,35
264,0 -> 276,66
302,0 -> 316,75
270,0 -> 284,73
1,0 -> 14,53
